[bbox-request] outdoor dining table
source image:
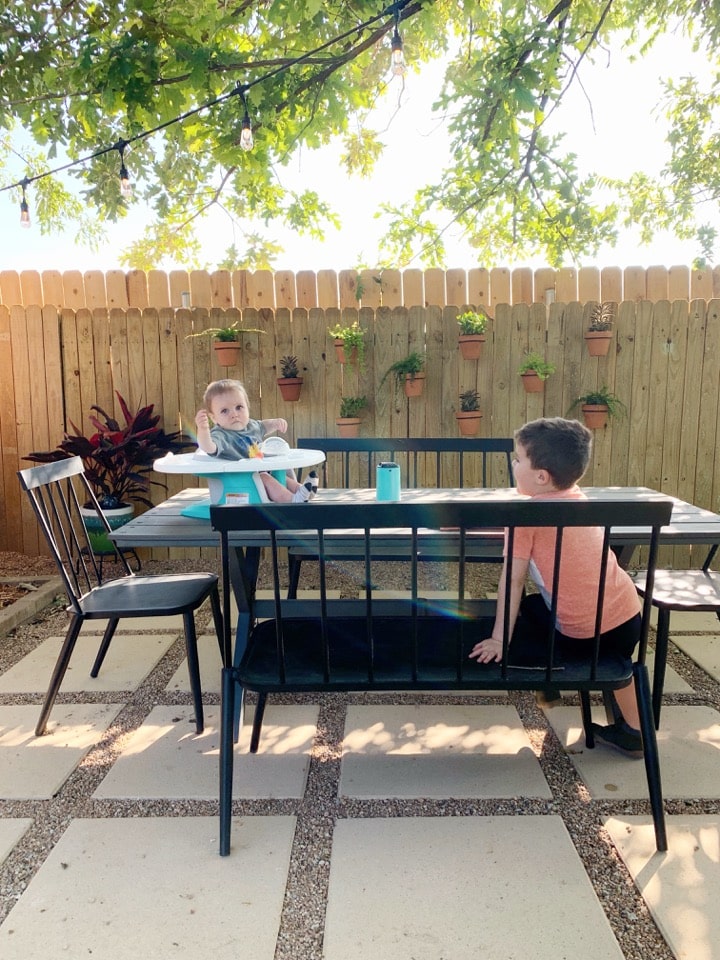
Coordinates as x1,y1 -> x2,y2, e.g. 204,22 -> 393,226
111,484 -> 720,668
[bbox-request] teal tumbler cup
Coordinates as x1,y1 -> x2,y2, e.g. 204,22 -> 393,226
376,461 -> 401,501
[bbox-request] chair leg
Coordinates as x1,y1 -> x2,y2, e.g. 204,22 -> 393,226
287,556 -> 302,600
219,666 -> 236,856
653,607 -> 671,729
249,692 -> 267,753
36,616 -> 84,736
634,662 -> 668,852
182,613 -> 204,734
579,691 -> 594,747
90,619 -> 119,677
208,586 -> 228,666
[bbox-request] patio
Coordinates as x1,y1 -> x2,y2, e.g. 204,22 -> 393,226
0,576 -> 719,960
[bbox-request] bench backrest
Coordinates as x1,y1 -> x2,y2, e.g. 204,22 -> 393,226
212,497 -> 672,690
296,437 -> 514,488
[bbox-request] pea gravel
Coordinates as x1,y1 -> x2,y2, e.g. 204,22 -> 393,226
1,555 -> 718,960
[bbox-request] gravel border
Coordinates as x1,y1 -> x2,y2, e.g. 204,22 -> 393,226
1,559 -> 718,959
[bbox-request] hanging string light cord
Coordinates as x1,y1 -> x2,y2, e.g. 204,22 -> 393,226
0,0 -> 416,200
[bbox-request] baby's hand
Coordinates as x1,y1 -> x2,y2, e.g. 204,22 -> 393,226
195,409 -> 210,430
267,417 -> 287,434
468,636 -> 503,663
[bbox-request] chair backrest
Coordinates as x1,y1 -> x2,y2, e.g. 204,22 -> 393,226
212,497 -> 673,688
296,437 -> 515,488
17,456 -> 132,611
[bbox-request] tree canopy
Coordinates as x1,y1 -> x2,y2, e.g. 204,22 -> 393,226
1,0 -> 718,269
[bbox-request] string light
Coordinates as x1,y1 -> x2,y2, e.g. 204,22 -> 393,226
116,140 -> 133,198
238,87 -> 254,152
19,178 -> 30,228
390,4 -> 406,77
1,1 -> 416,225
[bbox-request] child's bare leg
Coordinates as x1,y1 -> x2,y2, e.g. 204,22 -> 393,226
259,473 -> 293,502
284,469 -> 301,493
613,681 -> 640,730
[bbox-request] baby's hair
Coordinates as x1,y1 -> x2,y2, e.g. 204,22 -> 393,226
515,417 -> 592,489
203,379 -> 249,411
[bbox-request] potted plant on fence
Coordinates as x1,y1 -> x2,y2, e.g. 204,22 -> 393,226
336,396 -> 368,437
518,352 -> 556,393
186,319 -> 265,367
277,355 -> 304,402
455,389 -> 483,435
24,392 -> 190,553
381,351 -> 427,398
584,302 -> 616,357
569,385 -> 626,429
457,310 -> 489,360
328,320 -> 366,368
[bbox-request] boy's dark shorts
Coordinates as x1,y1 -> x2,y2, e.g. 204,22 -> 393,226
508,592 -> 640,666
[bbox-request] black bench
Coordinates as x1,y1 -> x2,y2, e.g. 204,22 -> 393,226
212,497 -> 673,857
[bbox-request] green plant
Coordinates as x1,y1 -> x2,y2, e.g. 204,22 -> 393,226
518,351 -> 556,380
456,310 -> 489,335
328,320 -> 366,367
339,396 -> 368,419
24,392 -> 190,508
569,385 -> 626,420
588,302 -> 615,332
279,355 -> 300,378
459,389 -> 481,412
186,319 -> 263,342
381,351 -> 426,388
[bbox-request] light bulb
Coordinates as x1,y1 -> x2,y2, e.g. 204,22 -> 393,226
240,114 -> 254,151
119,162 -> 133,198
391,28 -> 406,76
20,197 -> 30,228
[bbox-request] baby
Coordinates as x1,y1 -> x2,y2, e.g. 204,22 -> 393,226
195,379 -> 317,503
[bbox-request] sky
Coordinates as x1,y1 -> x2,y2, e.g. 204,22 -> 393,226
0,25 -> 713,274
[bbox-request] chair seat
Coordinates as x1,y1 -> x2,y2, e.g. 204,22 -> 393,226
635,568 -> 720,611
78,572 -> 218,618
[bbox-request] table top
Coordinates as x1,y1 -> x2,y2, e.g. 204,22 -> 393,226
111,486 -> 720,550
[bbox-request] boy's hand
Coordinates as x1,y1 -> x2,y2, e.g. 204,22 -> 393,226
468,636 -> 503,663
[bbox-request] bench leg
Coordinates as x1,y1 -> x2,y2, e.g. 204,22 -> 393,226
653,607 -> 671,730
219,666 -> 235,856
635,662 -> 667,852
580,691 -> 594,747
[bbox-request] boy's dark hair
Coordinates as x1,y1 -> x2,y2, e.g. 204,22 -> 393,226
515,417 -> 592,489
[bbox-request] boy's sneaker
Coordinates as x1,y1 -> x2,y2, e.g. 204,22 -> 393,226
591,721 -> 643,759
535,687 -> 562,708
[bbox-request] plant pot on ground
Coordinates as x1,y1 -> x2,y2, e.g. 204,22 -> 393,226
328,321 -> 366,368
455,389 -> 483,435
457,310 -> 489,360
24,392 -> 191,549
277,355 -> 304,401
518,352 -> 556,393
335,396 -> 367,437
381,351 -> 427,398
569,385 -> 626,429
584,302 -> 616,357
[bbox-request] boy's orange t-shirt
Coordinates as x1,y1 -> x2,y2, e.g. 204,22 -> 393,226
509,486 -> 640,638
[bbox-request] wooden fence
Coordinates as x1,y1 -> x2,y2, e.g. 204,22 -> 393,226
2,264 -> 720,312
2,300 -> 719,561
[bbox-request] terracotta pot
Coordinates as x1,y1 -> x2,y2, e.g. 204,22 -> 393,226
277,377 -> 303,402
458,334 -> 485,361
584,330 -> 613,357
455,411 -> 482,436
213,340 -> 241,366
404,371 -> 426,398
335,417 -> 361,438
521,372 -> 544,393
334,340 -> 357,364
581,403 -> 609,429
